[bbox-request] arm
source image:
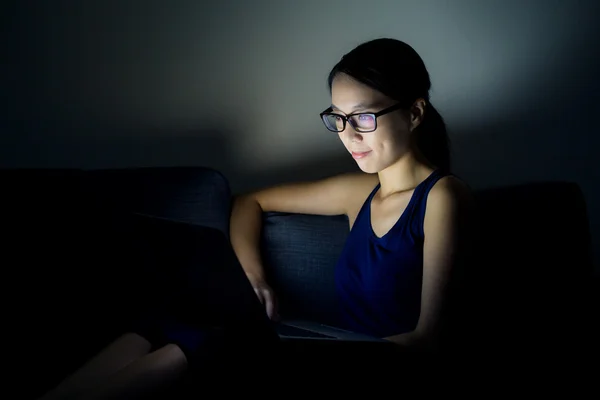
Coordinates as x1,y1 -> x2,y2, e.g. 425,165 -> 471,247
385,176 -> 476,350
230,172 -> 378,298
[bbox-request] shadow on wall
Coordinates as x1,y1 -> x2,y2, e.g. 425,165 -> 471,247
227,152 -> 360,195
448,28 -> 600,274
78,128 -> 239,179
451,122 -> 598,274
0,122 -> 240,180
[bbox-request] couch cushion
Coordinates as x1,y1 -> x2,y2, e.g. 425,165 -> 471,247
260,212 -> 349,326
454,181 -> 594,353
84,166 -> 232,236
474,181 -> 592,281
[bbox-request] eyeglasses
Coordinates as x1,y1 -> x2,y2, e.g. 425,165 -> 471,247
319,103 -> 404,133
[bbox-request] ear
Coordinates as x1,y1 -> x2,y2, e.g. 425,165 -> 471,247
409,98 -> 427,132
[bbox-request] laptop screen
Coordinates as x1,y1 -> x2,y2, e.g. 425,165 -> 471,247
121,212 -> 280,344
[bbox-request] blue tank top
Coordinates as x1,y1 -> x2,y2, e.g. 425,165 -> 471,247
334,169 -> 447,338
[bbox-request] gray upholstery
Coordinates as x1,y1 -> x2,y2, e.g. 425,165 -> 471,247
85,166 -> 232,236
261,212 -> 349,326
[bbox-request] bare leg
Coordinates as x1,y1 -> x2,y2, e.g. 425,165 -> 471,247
39,333 -> 152,400
77,343 -> 188,400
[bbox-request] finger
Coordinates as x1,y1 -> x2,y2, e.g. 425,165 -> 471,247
262,289 -> 277,320
254,287 -> 264,304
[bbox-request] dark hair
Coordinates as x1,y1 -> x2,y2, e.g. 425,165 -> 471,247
327,38 -> 451,172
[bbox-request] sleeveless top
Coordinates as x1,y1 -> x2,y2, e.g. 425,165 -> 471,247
334,169 -> 447,338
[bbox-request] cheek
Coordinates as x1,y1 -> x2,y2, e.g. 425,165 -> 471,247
371,130 -> 410,156
382,123 -> 411,144
370,129 -> 397,149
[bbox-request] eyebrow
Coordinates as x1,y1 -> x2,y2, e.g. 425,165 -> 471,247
330,103 -> 379,113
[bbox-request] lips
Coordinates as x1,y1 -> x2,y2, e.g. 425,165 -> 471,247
351,150 -> 372,160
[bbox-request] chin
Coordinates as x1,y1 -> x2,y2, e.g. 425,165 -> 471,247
355,161 -> 380,174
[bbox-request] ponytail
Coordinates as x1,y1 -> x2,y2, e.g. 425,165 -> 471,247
415,103 -> 451,172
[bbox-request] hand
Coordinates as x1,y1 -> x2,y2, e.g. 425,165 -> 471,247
247,274 -> 279,321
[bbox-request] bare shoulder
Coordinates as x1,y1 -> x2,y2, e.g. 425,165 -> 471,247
310,170 -> 380,211
339,171 -> 380,213
427,175 -> 475,214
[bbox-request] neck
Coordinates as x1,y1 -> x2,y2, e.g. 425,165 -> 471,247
376,152 -> 431,198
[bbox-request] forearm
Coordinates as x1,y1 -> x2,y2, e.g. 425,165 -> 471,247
230,194 -> 267,280
385,331 -> 418,346
384,329 -> 433,351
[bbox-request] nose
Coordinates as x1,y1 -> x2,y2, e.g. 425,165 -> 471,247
339,124 -> 363,142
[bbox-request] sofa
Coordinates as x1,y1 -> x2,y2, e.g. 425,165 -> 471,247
4,167 -> 232,399
3,166 -> 596,398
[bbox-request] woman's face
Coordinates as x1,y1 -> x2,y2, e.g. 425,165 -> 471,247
330,73 -> 415,174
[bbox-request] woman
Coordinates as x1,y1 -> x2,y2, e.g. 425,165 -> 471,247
39,38 -> 474,400
232,38 -> 474,350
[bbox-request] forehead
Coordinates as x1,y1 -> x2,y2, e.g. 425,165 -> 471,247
330,73 -> 390,112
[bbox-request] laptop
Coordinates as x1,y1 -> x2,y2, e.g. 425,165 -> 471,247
124,212 -> 388,344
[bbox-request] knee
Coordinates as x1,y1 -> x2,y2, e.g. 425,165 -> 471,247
156,344 -> 188,372
118,332 -> 152,354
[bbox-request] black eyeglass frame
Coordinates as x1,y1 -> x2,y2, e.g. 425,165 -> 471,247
319,102 -> 405,133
